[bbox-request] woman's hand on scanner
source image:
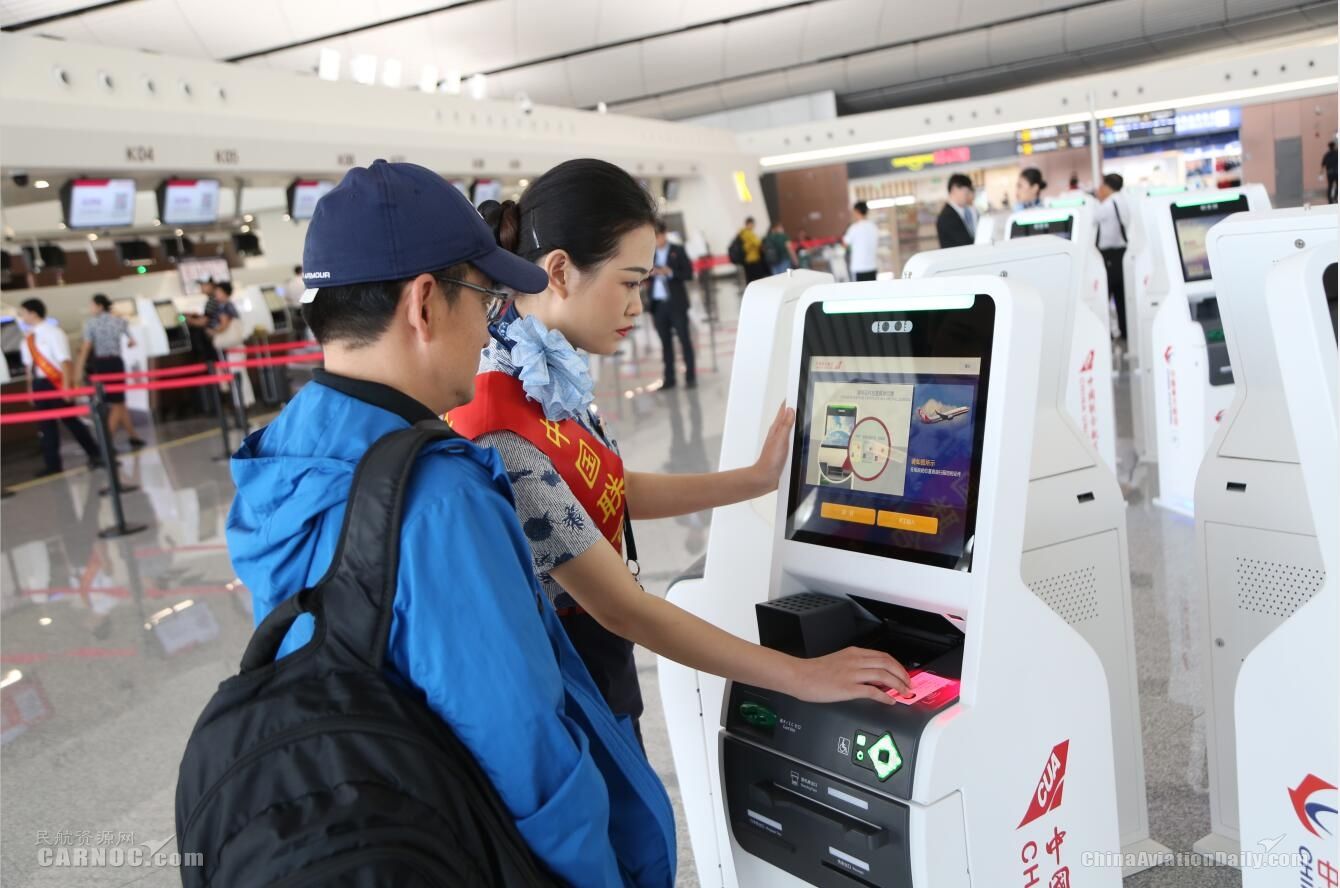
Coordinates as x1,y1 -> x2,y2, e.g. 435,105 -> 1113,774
783,647 -> 912,705
749,402 -> 797,495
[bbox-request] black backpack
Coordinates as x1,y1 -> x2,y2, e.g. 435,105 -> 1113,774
176,422 -> 559,887
727,234 -> 746,265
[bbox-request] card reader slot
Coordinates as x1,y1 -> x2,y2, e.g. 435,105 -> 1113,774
750,780 -> 889,850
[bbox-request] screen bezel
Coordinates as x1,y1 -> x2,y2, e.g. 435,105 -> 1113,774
1010,217 -> 1074,240
286,179 -> 336,221
783,294 -> 996,571
60,178 -> 137,229
156,178 -> 221,227
1170,194 -> 1249,283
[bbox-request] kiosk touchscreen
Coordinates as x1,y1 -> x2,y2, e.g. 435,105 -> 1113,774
904,238 -> 1168,872
1189,206 -> 1335,863
1235,245 -> 1338,887
261,287 -> 292,334
663,275 -> 1122,888
154,300 -> 191,354
1001,205 -> 1117,470
1,317 -> 24,381
1148,186 -> 1269,515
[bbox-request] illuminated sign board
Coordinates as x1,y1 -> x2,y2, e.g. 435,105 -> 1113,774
1100,109 -> 1176,145
1016,122 -> 1089,155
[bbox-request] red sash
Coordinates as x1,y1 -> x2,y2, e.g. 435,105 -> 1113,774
448,372 -> 626,549
25,333 -> 64,388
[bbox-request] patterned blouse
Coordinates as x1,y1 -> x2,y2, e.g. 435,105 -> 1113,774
82,313 -> 129,358
475,337 -> 613,606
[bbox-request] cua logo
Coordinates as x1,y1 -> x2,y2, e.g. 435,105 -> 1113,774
1080,350 -> 1095,373
1290,774 -> 1337,838
1019,740 -> 1069,828
1164,345 -> 1174,363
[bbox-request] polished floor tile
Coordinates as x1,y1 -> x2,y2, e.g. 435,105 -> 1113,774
1,286 -> 1255,886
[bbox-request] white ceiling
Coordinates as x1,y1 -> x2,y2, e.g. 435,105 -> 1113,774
4,0 -> 1335,119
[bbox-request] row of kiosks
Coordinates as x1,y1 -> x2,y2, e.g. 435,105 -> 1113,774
1002,199 -> 1118,472
1146,186 -> 1271,515
1191,205 -> 1336,865
904,236 -> 1170,873
1236,239 -> 1338,887
662,272 -> 1122,887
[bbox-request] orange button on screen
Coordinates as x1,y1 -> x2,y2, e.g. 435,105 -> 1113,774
820,503 -> 877,526
877,511 -> 939,535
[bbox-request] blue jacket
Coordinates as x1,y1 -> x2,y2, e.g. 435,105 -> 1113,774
226,375 -> 676,887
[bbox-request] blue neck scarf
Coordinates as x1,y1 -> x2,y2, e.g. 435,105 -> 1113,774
490,305 -> 595,423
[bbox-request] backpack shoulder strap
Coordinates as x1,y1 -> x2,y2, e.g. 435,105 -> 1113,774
241,420 -> 459,672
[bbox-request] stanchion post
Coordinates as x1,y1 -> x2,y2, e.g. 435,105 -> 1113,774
207,362 -> 233,462
230,368 -> 249,435
90,383 -> 146,538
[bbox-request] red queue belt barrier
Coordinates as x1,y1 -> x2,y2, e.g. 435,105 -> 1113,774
217,351 -> 323,371
101,373 -> 233,395
0,387 -> 96,405
0,404 -> 92,426
89,362 -> 210,383
225,341 -> 320,356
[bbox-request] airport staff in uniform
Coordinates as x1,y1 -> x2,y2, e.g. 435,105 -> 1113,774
646,221 -> 696,389
937,173 -> 978,248
449,159 -> 910,747
1096,173 -> 1130,340
17,299 -> 102,477
77,294 -> 145,450
843,200 -> 880,281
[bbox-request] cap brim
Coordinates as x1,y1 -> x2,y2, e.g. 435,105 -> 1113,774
471,245 -> 549,295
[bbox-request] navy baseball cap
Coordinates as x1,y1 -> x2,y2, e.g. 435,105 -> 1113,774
300,160 -> 547,302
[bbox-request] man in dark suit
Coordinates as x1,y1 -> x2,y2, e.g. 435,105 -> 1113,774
936,173 -> 978,249
647,221 -> 696,389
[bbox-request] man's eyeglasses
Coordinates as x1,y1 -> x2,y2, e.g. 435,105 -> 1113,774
437,277 -> 510,324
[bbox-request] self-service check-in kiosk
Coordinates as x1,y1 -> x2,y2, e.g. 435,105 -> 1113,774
1235,244 -> 1338,886
152,299 -> 193,355
904,237 -> 1170,873
1190,206 -> 1334,862
235,285 -> 293,337
662,274 -> 1122,888
1005,203 -> 1117,471
1148,186 -> 1270,515
1120,186 -> 1186,465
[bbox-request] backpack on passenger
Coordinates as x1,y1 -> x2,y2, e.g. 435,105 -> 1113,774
727,233 -> 746,266
175,422 -> 559,887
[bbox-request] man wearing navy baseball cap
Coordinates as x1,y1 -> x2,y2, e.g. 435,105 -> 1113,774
225,161 -> 676,887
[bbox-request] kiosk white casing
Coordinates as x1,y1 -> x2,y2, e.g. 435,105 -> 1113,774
903,237 -> 1168,873
1005,203 -> 1118,471
663,274 -> 1122,887
1192,206 -> 1334,861
1120,186 -> 1186,465
1148,185 -> 1270,515
1236,244 -> 1338,884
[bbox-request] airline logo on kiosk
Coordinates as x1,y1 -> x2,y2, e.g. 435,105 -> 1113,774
1019,740 -> 1070,828
1290,774 -> 1337,838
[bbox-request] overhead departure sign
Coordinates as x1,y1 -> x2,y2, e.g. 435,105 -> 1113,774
1016,123 -> 1088,155
1100,109 -> 1176,145
891,146 -> 971,172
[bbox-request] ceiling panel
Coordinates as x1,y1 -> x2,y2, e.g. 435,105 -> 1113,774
1226,0 -> 1319,14
514,0 -> 601,61
657,83 -> 726,118
718,70 -> 791,108
595,0 -> 686,42
608,96 -> 666,117
640,25 -> 726,94
489,59 -> 573,106
679,0 -> 779,26
988,14 -> 1066,67
963,0 -> 1043,17
1143,0 -> 1227,34
25,13 -> 97,43
424,2 -> 520,75
798,0 -> 885,63
915,30 -> 990,80
77,2 -> 210,57
1224,6 -> 1318,39
722,6 -> 807,77
179,0 -> 298,59
566,44 -> 647,106
1064,0 -> 1148,52
1,0 -> 91,27
785,57 -> 848,94
876,0 -> 964,44
846,45 -> 918,92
